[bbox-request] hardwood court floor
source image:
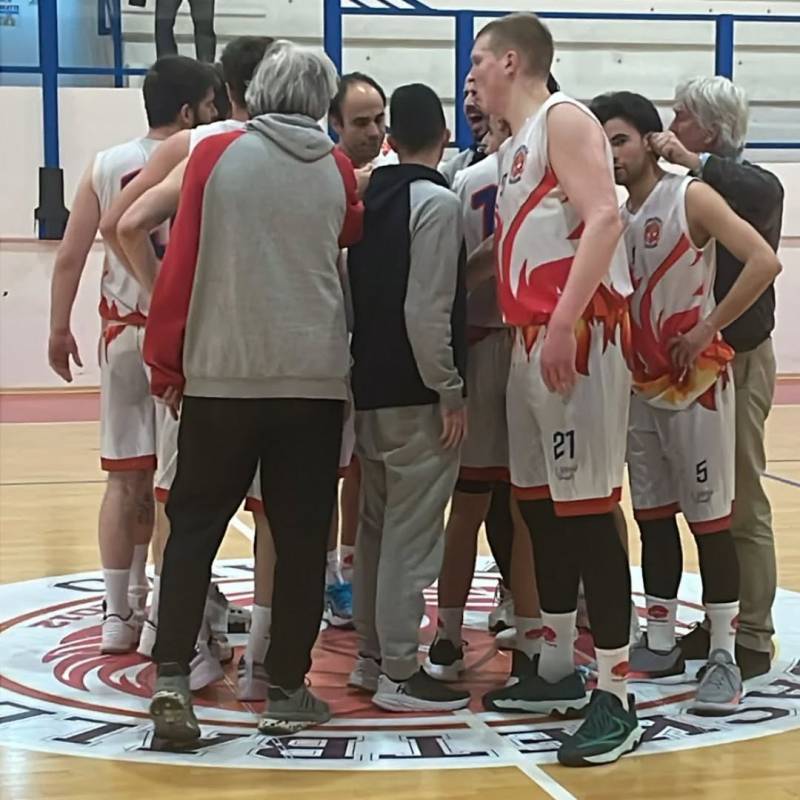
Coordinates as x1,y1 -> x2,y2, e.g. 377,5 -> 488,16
0,398 -> 798,800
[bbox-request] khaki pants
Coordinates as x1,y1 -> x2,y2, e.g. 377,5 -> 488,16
728,338 -> 778,653
352,404 -> 460,681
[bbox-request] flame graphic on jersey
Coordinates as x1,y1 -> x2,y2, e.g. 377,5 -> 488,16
631,234 -> 732,409
99,297 -> 147,360
495,169 -> 629,368
42,625 -> 154,698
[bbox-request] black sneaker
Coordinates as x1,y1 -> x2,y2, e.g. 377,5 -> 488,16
373,669 -> 471,712
557,690 -> 643,767
423,637 -> 465,682
505,650 -> 539,686
678,624 -> 710,660
483,669 -> 589,716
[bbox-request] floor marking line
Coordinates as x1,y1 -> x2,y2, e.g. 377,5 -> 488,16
0,479 -> 106,487
764,472 -> 800,488
456,711 -> 577,800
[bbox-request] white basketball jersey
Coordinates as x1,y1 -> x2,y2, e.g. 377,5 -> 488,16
93,137 -> 164,324
621,172 -> 732,411
189,118 -> 246,153
495,93 -> 632,327
453,153 -> 503,328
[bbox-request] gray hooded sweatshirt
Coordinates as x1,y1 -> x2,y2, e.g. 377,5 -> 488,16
144,113 -> 363,401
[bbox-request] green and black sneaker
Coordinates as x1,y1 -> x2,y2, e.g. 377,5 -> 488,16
483,669 -> 589,716
557,690 -> 643,767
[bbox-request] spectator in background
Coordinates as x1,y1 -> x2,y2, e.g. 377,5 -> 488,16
649,75 -> 784,679
144,40 -> 362,743
154,0 -> 216,63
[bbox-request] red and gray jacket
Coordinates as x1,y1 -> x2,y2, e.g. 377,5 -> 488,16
144,113 -> 363,401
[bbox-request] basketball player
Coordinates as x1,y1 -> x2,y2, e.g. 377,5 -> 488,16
591,91 -> 780,712
425,115 -> 542,687
112,36 -> 275,700
47,55 -> 217,655
467,14 -> 641,767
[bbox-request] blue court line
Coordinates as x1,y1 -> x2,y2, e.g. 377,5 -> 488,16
764,472 -> 800,489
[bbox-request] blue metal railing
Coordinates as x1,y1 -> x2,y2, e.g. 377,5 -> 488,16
324,0 -> 800,152
0,0 -> 799,237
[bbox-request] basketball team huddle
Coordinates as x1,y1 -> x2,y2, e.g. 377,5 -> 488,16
48,12 -> 784,769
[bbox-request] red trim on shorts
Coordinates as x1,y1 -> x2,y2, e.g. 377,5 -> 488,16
459,466 -> 511,482
689,513 -> 733,535
154,487 -> 169,504
512,484 -> 551,500
553,487 -> 622,518
634,502 -> 681,522
101,455 -> 156,472
244,496 -> 264,514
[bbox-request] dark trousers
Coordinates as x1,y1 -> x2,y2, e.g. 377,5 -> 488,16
155,0 -> 216,62
153,396 -> 344,689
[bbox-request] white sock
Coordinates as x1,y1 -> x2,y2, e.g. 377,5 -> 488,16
103,569 -> 131,617
325,548 -> 340,586
538,610 -> 576,683
629,600 -> 643,647
707,601 -> 739,658
147,575 -> 161,625
437,607 -> 464,647
596,644 -> 630,707
515,616 -> 544,659
245,604 -> 272,664
645,595 -> 677,651
340,545 -> 355,583
130,544 -> 149,591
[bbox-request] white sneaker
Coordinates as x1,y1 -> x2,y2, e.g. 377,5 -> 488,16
101,612 -> 139,654
209,634 -> 233,664
348,656 -> 381,693
189,643 -> 225,692
237,656 -> 270,701
495,627 -> 518,651
137,619 -> 158,658
488,583 -> 514,633
206,583 -> 252,635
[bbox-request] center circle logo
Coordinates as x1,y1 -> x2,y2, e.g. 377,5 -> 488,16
1,559 -> 798,771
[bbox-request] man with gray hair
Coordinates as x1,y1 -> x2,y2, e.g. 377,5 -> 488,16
143,40 -> 363,742
649,75 -> 784,679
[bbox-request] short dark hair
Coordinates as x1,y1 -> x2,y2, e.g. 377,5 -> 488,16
220,36 -> 274,108
389,83 -> 446,154
329,72 -> 387,123
590,91 -> 664,136
478,13 -> 553,80
142,55 -> 217,128
212,62 -> 231,120
547,73 -> 560,93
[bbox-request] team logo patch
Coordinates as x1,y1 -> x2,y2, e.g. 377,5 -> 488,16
1,560 -> 798,771
509,145 -> 528,184
648,605 -> 670,620
644,216 -> 662,248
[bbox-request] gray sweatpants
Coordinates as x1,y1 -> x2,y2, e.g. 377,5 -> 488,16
353,404 -> 460,681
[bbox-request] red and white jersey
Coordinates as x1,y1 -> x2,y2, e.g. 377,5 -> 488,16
494,93 -> 632,327
453,153 -> 503,328
93,137 -> 165,325
621,172 -> 733,411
